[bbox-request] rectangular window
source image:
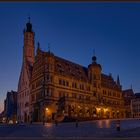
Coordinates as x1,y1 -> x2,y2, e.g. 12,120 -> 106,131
59,79 -> 61,85
66,93 -> 69,98
72,82 -> 75,88
66,81 -> 69,86
63,80 -> 65,86
94,83 -> 96,87
59,92 -> 61,97
75,83 -> 77,88
72,93 -> 76,98
93,92 -> 96,97
82,84 -> 84,90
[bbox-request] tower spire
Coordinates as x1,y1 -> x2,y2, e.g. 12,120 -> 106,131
48,43 -> 50,53
37,42 -> 40,49
36,42 -> 41,54
92,49 -> 97,64
26,17 -> 32,32
117,75 -> 120,85
23,18 -> 35,65
131,84 -> 133,89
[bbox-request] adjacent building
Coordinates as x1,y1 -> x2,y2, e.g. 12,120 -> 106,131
131,93 -> 140,118
4,90 -> 17,123
30,47 -> 125,122
122,89 -> 135,118
17,19 -> 128,123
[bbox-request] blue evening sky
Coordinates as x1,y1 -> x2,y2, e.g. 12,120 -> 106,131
0,2 -> 140,112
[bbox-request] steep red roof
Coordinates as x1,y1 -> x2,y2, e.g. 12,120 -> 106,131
34,50 -> 122,91
122,89 -> 134,97
54,56 -> 88,82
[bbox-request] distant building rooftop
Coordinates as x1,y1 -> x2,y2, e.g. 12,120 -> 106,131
135,93 -> 140,98
122,89 -> 135,97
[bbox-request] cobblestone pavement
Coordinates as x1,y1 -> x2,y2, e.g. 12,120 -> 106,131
0,119 -> 140,139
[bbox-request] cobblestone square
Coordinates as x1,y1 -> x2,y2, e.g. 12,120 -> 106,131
0,119 -> 140,139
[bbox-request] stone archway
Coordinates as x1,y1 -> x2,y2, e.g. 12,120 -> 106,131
67,104 -> 75,117
112,112 -> 115,118
100,109 -> 104,119
106,111 -> 110,119
33,108 -> 39,122
85,107 -> 90,117
24,112 -> 28,123
92,107 -> 97,118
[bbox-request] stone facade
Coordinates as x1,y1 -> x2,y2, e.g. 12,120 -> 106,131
17,19 -> 35,123
4,90 -> 17,123
18,19 -> 126,123
122,89 -> 135,118
131,93 -> 140,118
30,48 -> 126,122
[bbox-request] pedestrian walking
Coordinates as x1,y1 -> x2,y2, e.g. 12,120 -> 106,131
116,120 -> 120,131
76,119 -> 78,128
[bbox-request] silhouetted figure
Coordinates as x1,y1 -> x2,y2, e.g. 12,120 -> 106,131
55,120 -> 58,126
30,114 -> 33,124
30,120 -> 32,124
76,119 -> 78,128
116,120 -> 120,131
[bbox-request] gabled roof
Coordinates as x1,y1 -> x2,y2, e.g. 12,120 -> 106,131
123,89 -> 134,93
34,50 -> 122,91
122,89 -> 135,97
17,60 -> 33,92
101,74 -> 121,90
54,55 -> 88,81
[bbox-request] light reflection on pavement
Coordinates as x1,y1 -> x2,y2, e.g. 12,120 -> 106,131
0,119 -> 140,138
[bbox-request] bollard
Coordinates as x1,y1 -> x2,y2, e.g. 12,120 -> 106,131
76,119 -> 78,128
30,121 -> 32,124
116,120 -> 120,131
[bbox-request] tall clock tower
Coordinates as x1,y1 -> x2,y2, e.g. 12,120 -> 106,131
17,18 -> 35,123
23,17 -> 35,65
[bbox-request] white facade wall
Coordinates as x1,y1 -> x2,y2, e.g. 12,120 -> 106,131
17,63 -> 30,123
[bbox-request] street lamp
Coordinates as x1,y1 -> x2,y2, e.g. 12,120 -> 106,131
46,108 -> 49,111
104,108 -> 108,112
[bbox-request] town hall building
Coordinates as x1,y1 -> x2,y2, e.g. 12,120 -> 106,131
17,19 -> 125,123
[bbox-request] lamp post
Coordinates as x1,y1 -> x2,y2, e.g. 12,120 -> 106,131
46,107 -> 48,112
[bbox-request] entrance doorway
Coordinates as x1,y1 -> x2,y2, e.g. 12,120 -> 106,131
24,112 -> 28,122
